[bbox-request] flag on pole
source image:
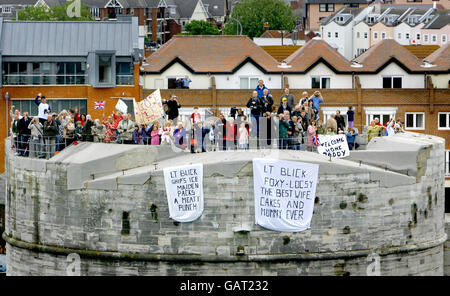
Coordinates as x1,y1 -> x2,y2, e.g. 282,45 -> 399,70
94,101 -> 105,109
115,99 -> 128,114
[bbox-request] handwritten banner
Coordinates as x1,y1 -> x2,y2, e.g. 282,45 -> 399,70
163,164 -> 204,222
253,159 -> 319,232
317,134 -> 350,158
134,89 -> 164,124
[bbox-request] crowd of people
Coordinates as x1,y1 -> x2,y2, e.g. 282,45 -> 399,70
10,83 -> 405,159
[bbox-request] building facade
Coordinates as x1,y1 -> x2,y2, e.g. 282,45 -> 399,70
0,17 -> 143,173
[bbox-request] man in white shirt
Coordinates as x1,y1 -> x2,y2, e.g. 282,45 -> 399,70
35,93 -> 51,124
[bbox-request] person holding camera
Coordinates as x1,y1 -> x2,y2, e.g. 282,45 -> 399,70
117,113 -> 134,144
246,91 -> 263,138
163,95 -> 181,124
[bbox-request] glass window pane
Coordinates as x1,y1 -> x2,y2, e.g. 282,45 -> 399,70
406,114 -> 414,128
383,114 -> 390,124
250,78 -> 259,89
393,77 -> 402,88
322,77 -> 330,89
416,114 -> 424,128
99,55 -> 112,84
240,78 -> 248,89
383,77 -> 391,88
439,114 -> 447,128
311,77 -> 320,88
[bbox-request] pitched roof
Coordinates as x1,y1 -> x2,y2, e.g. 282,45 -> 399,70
403,45 -> 440,60
423,10 -> 450,29
353,39 -> 425,72
260,45 -> 302,62
0,18 -> 139,56
423,43 -> 450,71
260,30 -> 292,38
284,38 -> 353,72
306,0 -> 368,3
142,35 -> 282,73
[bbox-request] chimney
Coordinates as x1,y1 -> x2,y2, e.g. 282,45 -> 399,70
375,2 -> 381,14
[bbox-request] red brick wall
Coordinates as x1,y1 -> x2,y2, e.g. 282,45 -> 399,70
144,87 -> 450,150
0,65 -> 142,173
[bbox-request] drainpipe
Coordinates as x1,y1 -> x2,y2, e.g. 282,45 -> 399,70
5,92 -> 9,138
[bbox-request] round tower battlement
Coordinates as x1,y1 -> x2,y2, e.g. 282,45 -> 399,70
3,132 -> 447,275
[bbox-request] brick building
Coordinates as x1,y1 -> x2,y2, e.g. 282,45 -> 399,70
303,0 -> 370,32
0,17 -> 142,173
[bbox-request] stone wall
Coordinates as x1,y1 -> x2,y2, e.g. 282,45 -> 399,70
3,132 -> 448,276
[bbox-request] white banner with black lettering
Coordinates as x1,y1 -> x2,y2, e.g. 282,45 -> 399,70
163,164 -> 203,222
317,134 -> 350,158
253,159 -> 319,232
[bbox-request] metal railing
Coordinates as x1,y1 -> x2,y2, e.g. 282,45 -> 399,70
10,129 -> 374,159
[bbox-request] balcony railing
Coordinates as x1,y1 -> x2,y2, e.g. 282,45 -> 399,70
3,74 -> 87,86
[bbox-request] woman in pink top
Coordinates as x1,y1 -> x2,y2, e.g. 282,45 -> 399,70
307,119 -> 316,152
150,121 -> 162,145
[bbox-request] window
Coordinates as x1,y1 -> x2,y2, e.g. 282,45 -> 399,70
335,32 -> 338,38
382,76 -> 402,88
240,77 -> 259,89
405,112 -> 425,130
364,32 -> 368,39
424,34 -> 429,43
431,34 -> 437,43
381,32 -> 386,39
365,107 -> 397,126
327,4 -> 334,12
416,33 -> 420,40
438,112 -> 450,130
2,62 -> 27,85
442,35 -> 447,44
2,6 -> 11,13
356,32 -> 360,39
374,32 -> 378,39
446,150 -> 450,177
97,54 -> 113,85
357,48 -> 366,56
327,31 -> 331,38
405,33 -> 409,39
90,8 -> 100,18
319,4 -> 327,12
398,33 -> 402,39
116,62 -> 134,85
56,62 -> 86,85
311,76 -> 330,89
167,76 -> 184,89
11,99 -> 87,117
322,107 -> 351,127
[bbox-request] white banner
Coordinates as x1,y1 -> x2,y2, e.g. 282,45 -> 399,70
115,99 -> 128,114
163,164 -> 203,222
317,134 -> 350,158
253,159 -> 319,232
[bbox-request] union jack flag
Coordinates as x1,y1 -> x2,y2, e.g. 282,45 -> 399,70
313,135 -> 320,146
94,101 -> 105,109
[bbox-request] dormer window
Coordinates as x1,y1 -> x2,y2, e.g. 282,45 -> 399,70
204,4 -> 209,12
168,5 -> 176,15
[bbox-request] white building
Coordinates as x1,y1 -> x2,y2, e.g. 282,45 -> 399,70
320,6 -> 373,60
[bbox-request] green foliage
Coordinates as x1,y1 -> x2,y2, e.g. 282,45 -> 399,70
184,20 -> 220,35
223,0 -> 297,38
17,1 -> 94,21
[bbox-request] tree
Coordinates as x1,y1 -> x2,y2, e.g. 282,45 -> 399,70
223,0 -> 297,38
17,1 -> 94,21
184,20 -> 220,35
